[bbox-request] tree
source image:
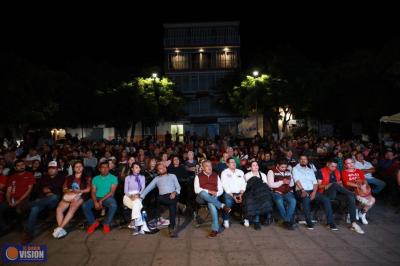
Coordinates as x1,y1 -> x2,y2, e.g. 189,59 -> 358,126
226,72 -> 298,138
95,75 -> 183,138
135,76 -> 183,137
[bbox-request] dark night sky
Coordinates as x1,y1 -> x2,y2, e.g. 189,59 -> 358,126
2,5 -> 399,73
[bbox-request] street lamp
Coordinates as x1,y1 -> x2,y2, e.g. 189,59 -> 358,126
151,73 -> 159,139
253,70 -> 260,135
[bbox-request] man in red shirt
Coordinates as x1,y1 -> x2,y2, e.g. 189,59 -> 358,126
342,159 -> 366,189
0,164 -> 8,232
342,158 -> 375,225
6,160 -> 35,212
0,160 -> 35,235
0,164 -> 7,202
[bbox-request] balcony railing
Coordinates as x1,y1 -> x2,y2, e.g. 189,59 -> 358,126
164,26 -> 240,48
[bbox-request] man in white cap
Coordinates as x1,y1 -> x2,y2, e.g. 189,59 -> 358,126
23,161 -> 65,243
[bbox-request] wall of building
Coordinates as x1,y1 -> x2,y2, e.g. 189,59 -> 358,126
238,114 -> 264,138
66,126 -> 115,141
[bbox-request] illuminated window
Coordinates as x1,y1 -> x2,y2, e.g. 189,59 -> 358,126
216,51 -> 238,69
169,53 -> 190,70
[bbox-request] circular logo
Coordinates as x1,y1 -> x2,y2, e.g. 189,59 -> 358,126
5,246 -> 19,261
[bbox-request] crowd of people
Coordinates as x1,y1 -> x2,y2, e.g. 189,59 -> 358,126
0,132 -> 399,242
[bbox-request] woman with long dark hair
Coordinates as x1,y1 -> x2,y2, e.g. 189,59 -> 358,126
120,156 -> 135,181
53,161 -> 91,238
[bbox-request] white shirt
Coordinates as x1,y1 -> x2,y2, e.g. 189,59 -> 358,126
244,171 -> 267,184
292,164 -> 317,191
354,160 -> 374,179
221,168 -> 246,194
194,172 -> 223,197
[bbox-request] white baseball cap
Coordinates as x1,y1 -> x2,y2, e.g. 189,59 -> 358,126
48,161 -> 58,168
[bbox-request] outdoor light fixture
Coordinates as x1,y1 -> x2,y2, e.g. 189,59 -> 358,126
174,49 -> 180,53
199,48 -> 204,52
152,73 -> 158,78
223,47 -> 229,52
252,70 -> 259,77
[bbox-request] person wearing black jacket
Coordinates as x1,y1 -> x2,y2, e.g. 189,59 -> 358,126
168,156 -> 188,211
242,176 -> 273,230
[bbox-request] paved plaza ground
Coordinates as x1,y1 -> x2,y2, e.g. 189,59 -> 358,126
1,202 -> 400,266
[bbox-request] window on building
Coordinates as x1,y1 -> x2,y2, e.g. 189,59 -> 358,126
216,51 -> 238,69
190,74 -> 199,92
199,98 -> 210,114
181,75 -> 190,92
169,53 -> 190,70
189,99 -> 199,115
199,74 -> 215,92
193,52 -> 211,69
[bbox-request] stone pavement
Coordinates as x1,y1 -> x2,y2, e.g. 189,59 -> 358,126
1,203 -> 400,266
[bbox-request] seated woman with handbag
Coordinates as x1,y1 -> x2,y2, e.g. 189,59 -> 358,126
53,161 -> 91,238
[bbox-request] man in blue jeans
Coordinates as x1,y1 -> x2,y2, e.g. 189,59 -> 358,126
141,162 -> 181,238
220,158 -> 246,228
194,160 -> 231,238
267,159 -> 297,230
25,161 -> 65,243
293,155 -> 338,230
83,161 -> 118,234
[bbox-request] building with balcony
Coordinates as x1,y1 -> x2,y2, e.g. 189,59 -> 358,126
163,21 -> 242,139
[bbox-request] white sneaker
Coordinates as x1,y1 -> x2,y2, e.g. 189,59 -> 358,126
57,228 -> 67,239
128,220 -> 135,229
142,222 -> 150,233
360,212 -> 368,225
346,213 -> 351,224
243,219 -> 250,227
356,209 -> 360,221
157,217 -> 170,227
223,220 -> 230,229
52,227 -> 62,238
133,227 -> 145,236
351,222 -> 365,234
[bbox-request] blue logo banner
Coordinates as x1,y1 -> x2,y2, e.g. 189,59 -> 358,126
2,244 -> 47,263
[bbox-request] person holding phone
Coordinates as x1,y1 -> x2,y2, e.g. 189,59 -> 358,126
221,157 -> 246,229
267,159 -> 296,230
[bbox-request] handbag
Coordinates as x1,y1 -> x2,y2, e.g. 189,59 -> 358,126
356,183 -> 371,197
63,192 -> 81,202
